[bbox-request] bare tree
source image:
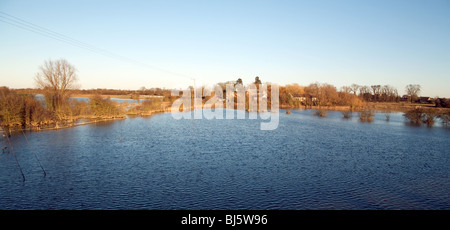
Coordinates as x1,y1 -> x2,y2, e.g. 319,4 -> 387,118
139,86 -> 147,94
350,84 -> 360,95
371,85 -> 381,101
340,86 -> 352,94
380,85 -> 398,102
405,84 -> 421,103
359,85 -> 372,101
35,59 -> 79,111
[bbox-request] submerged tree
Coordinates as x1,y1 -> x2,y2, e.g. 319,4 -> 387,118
404,108 -> 439,127
403,108 -> 438,126
359,109 -> 374,122
341,110 -> 352,119
314,109 -> 328,117
439,110 -> 450,127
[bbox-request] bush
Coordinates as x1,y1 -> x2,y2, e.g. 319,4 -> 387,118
341,110 -> 352,119
314,109 -> 328,117
141,99 -> 162,111
404,108 -> 424,125
0,87 -> 24,127
0,87 -> 56,128
435,98 -> 450,108
422,109 -> 438,126
69,100 -> 91,117
89,95 -> 124,118
439,111 -> 450,127
23,95 -> 54,126
404,108 -> 439,126
359,109 -> 374,122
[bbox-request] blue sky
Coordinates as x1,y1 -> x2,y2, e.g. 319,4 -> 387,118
0,0 -> 449,97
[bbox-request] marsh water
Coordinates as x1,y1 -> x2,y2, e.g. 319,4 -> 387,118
0,109 -> 449,210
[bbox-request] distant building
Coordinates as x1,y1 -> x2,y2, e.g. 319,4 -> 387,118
401,95 -> 410,101
292,93 -> 317,102
401,95 -> 432,103
416,97 -> 432,104
291,93 -> 317,106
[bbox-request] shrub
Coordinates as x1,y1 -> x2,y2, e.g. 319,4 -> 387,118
141,99 -> 162,111
422,109 -> 438,126
0,87 -> 24,127
341,110 -> 352,119
23,95 -> 54,126
435,98 -> 450,108
359,109 -> 374,122
0,87 -> 56,128
404,108 -> 424,125
404,108 -> 439,126
89,95 -> 124,118
314,109 -> 328,117
439,111 -> 450,127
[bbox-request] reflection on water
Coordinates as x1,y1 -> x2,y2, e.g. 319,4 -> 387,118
0,110 -> 449,210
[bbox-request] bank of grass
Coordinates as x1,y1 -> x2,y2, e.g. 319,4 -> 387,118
0,88 -> 171,135
365,102 -> 436,112
72,94 -> 136,99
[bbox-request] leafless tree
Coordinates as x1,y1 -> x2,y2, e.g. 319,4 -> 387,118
350,84 -> 360,95
35,59 -> 79,111
405,84 -> 421,103
359,85 -> 372,101
380,85 -> 398,102
139,86 -> 147,94
340,86 -> 352,94
371,85 -> 381,101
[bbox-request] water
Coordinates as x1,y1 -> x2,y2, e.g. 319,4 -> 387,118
35,94 -> 145,103
0,110 -> 449,210
70,97 -> 145,104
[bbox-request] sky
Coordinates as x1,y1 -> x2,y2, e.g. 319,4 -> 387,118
0,0 -> 449,97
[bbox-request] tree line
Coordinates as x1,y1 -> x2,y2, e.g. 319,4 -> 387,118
2,59 -> 449,132
279,83 -> 425,108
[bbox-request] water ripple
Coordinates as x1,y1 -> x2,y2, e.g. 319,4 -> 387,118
0,112 -> 449,210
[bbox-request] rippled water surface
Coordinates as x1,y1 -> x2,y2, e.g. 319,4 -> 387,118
1,110 -> 449,210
